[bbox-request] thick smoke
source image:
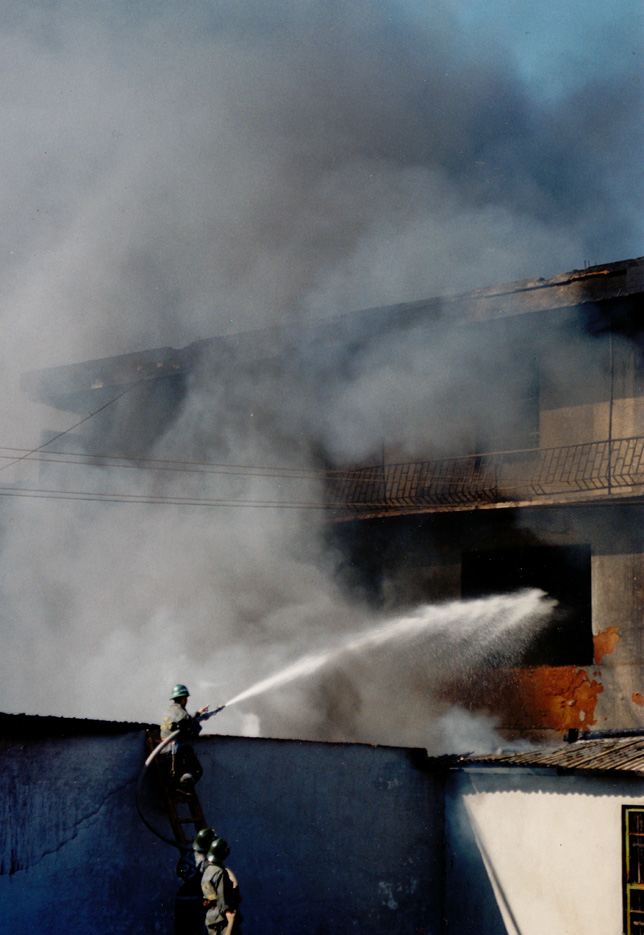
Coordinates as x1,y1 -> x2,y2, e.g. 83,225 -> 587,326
0,1 -> 641,751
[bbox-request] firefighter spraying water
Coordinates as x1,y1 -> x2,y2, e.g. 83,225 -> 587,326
138,591 -> 554,935
136,692 -> 237,935
136,690 -> 227,850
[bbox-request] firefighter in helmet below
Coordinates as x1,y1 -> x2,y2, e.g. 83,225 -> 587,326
173,828 -> 217,935
201,836 -> 241,934
160,684 -> 209,794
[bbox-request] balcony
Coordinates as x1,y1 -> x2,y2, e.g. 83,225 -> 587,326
326,435 -> 644,518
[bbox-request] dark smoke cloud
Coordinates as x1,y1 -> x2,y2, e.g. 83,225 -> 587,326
0,0 -> 639,375
0,0 -> 641,749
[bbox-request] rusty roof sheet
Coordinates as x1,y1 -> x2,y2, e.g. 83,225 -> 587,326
456,733 -> 644,775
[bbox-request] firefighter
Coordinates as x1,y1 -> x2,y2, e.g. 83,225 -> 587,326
160,684 -> 208,793
201,837 -> 241,935
173,829 -> 217,935
193,827 -> 217,870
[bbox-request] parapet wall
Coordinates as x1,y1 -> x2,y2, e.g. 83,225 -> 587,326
0,714 -> 445,935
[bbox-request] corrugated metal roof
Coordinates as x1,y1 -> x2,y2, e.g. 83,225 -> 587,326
456,733 -> 644,775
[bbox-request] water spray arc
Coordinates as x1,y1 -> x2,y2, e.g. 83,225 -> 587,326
137,589 -> 554,846
219,589 -> 556,712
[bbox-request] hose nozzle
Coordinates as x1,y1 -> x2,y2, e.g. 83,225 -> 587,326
199,704 -> 226,722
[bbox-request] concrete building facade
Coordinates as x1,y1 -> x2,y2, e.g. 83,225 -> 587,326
21,255 -> 644,742
328,257 -> 644,740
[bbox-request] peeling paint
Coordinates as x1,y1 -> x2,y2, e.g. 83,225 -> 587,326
593,626 -> 620,664
441,666 -> 604,731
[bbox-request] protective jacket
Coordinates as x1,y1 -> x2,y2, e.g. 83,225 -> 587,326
201,862 -> 239,933
161,701 -> 202,753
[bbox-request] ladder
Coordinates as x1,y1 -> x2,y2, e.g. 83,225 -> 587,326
145,728 -> 208,846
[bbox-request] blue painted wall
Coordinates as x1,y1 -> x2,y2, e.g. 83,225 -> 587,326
0,714 -> 446,934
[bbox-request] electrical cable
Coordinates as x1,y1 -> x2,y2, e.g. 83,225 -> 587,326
0,379 -> 146,476
0,450 -> 326,481
0,483 -> 336,509
0,445 -> 375,482
2,444 -> 578,492
0,446 -> 332,477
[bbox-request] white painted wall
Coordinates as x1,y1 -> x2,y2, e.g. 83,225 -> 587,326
446,769 -> 644,935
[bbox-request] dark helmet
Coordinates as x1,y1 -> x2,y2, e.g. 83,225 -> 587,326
171,684 -> 190,699
193,828 -> 216,853
207,837 -> 230,864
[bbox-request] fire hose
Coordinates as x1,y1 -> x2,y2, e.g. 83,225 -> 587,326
135,704 -> 226,848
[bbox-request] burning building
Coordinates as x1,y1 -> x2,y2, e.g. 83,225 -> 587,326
18,254 -> 644,744
8,256 -> 644,935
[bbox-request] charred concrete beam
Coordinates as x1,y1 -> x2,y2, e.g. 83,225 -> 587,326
21,255 -> 644,416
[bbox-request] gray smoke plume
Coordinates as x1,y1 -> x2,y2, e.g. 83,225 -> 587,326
0,0 -> 640,751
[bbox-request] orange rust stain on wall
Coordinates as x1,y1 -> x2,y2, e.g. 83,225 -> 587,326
593,626 -> 620,664
441,666 -> 604,731
633,693 -> 644,707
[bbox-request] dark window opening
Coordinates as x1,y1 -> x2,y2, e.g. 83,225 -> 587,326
461,544 -> 593,666
624,806 -> 644,934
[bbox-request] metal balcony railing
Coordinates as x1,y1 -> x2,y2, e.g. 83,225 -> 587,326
326,435 -> 644,515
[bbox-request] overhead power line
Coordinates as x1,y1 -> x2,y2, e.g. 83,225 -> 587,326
0,446 -> 333,481
1,378 -> 380,507
0,445 -> 388,485
0,379 -> 146,476
0,483 -> 336,510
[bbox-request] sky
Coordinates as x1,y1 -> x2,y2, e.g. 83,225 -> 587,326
0,0 -> 641,746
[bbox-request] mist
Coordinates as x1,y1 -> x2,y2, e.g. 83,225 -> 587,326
0,0 -> 641,752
